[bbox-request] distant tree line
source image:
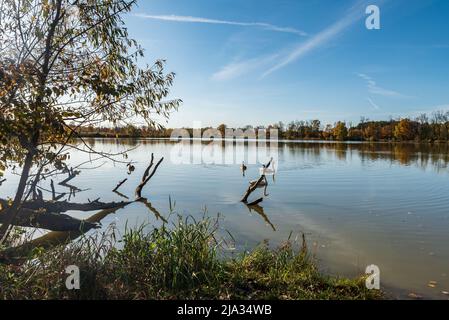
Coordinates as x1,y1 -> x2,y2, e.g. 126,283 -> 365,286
77,111 -> 449,142
77,125 -> 174,138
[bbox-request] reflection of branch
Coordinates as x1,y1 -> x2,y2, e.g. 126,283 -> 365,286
139,198 -> 167,223
0,179 -> 6,186
113,190 -> 129,200
263,184 -> 269,197
246,202 -> 276,231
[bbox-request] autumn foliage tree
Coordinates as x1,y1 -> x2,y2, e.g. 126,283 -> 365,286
394,119 -> 417,141
0,0 -> 181,241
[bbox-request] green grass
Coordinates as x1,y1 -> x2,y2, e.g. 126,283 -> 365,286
0,216 -> 383,300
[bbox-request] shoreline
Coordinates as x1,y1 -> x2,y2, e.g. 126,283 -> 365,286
77,135 -> 449,144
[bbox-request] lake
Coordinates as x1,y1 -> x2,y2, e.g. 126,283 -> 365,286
2,138 -> 449,299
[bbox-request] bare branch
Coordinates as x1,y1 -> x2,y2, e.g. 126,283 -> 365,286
135,154 -> 164,200
112,178 -> 128,192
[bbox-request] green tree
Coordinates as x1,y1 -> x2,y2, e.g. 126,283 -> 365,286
0,0 -> 181,241
333,121 -> 348,141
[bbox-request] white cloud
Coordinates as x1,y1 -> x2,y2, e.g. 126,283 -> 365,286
357,73 -> 409,98
211,55 -> 278,81
135,14 -> 307,36
367,97 -> 381,110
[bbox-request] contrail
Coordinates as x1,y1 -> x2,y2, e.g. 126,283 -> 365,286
261,0 -> 380,77
134,13 -> 307,36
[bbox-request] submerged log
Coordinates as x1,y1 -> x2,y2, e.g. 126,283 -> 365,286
0,208 -> 98,232
0,198 -> 130,213
0,205 -> 126,264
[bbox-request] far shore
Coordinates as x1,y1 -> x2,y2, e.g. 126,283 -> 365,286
77,133 -> 449,144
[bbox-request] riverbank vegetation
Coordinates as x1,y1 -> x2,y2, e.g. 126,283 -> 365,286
78,112 -> 449,142
0,216 -> 382,300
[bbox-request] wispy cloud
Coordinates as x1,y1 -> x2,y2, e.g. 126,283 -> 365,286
367,97 -> 381,110
261,1 -> 370,77
357,73 -> 409,98
135,13 -> 307,36
211,55 -> 279,81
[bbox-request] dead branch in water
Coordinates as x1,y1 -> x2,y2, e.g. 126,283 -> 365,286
113,178 -> 128,192
135,153 -> 164,200
247,197 -> 263,206
241,175 -> 265,203
0,154 -> 163,235
59,167 -> 80,185
240,158 -> 273,203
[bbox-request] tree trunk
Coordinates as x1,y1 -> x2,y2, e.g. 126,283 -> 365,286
0,150 -> 34,242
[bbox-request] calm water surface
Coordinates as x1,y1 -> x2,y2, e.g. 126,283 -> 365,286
2,139 -> 449,299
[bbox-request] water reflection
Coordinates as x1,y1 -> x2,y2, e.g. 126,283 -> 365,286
246,203 -> 276,232
85,138 -> 449,170
4,139 -> 449,299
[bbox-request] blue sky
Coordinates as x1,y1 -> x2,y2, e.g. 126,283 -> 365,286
125,0 -> 449,128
